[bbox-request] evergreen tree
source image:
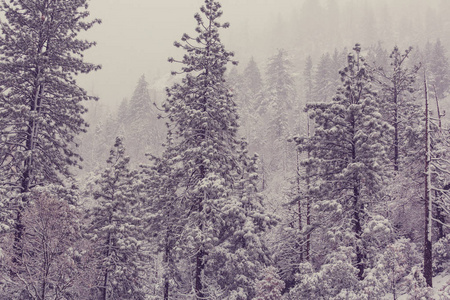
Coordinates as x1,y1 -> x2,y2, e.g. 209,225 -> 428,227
158,1 -> 276,298
264,49 -> 296,141
243,57 -> 263,98
429,39 -> 450,100
261,49 -> 296,174
117,98 -> 130,131
303,56 -> 313,103
254,267 -> 285,300
127,75 -> 162,162
239,57 -> 264,150
313,53 -> 336,103
207,140 -> 276,299
0,0 -> 100,250
301,55 -> 314,135
140,147 -> 185,299
227,66 -> 243,95
373,46 -> 420,171
304,44 -> 391,280
367,42 -> 389,71
88,137 -> 145,300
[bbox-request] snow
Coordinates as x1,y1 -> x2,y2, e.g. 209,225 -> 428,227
384,273 -> 450,300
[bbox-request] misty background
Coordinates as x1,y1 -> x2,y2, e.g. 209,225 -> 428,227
79,0 -> 447,108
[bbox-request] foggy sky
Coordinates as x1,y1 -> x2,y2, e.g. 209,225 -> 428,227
79,0 -> 303,107
78,0 -> 442,108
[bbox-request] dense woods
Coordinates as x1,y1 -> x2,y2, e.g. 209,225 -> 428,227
1,0 -> 450,299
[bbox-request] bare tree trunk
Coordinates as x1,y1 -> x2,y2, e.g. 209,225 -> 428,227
433,85 -> 446,241
423,73 -> 433,287
306,117 -> 312,261
296,149 -> 303,262
393,92 -> 399,171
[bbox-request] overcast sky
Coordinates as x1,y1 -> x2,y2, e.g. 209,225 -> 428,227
78,0 -> 443,109
78,0 -> 301,107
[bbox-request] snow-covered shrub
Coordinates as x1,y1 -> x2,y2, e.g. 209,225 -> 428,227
290,247 -> 359,299
434,234 -> 450,273
289,262 -> 320,299
367,238 -> 421,298
254,266 -> 285,300
0,192 -> 93,299
405,266 -> 434,300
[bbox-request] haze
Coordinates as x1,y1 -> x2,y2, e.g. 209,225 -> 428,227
79,0 -> 302,106
78,0 -> 445,109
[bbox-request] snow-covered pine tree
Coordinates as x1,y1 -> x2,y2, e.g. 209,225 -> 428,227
159,1 -> 276,298
126,75 -> 163,162
429,39 -> 450,100
0,0 -> 100,250
367,42 -> 389,72
243,57 -> 264,99
207,140 -> 277,299
117,98 -> 130,128
313,53 -> 334,103
254,266 -> 285,300
260,49 -> 297,176
140,148 -> 185,300
239,57 -> 264,147
303,56 -> 313,103
264,49 -> 296,142
88,137 -> 146,300
304,44 -> 391,280
373,46 -> 420,172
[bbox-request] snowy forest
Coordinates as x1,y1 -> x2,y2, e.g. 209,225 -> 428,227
1,0 -> 450,299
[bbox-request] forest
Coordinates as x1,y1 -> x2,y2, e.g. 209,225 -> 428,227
1,0 -> 450,299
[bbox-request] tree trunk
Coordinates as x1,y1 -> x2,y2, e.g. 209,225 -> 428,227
434,89 -> 445,241
102,268 -> 109,300
14,79 -> 44,262
102,232 -> 112,300
353,185 -> 364,280
296,149 -> 303,262
195,165 -> 206,299
195,247 -> 205,299
163,229 -> 172,300
423,73 -> 433,287
306,117 -> 311,261
393,92 -> 399,171
351,104 -> 364,280
305,154 -> 311,262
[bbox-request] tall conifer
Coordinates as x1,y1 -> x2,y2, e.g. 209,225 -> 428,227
154,1 -> 276,298
304,44 -> 391,280
0,0 -> 100,250
88,137 -> 145,300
